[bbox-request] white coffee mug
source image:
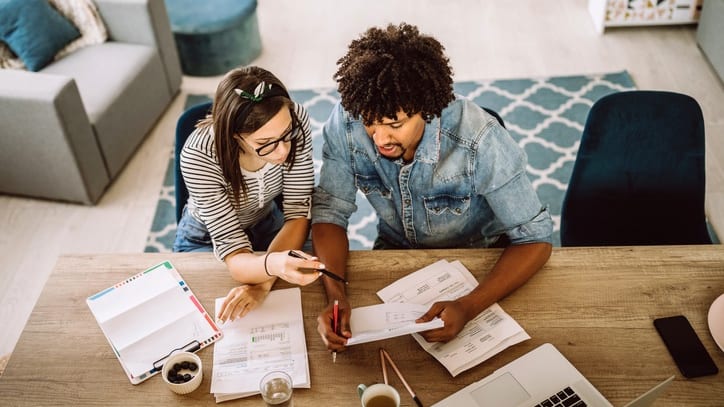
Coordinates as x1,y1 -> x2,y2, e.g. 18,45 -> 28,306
357,383 -> 400,407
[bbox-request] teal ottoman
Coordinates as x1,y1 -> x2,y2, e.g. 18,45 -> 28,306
165,0 -> 261,76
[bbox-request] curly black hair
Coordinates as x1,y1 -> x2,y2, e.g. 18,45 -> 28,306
334,22 -> 454,125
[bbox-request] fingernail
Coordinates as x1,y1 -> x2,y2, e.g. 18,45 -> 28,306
319,263 -> 326,269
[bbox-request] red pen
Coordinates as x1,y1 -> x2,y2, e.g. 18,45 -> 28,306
333,299 -> 339,363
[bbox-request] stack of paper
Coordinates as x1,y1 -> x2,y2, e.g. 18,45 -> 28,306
377,259 -> 530,377
210,288 -> 310,403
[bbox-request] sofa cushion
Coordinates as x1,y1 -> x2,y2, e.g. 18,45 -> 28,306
0,0 -> 81,71
42,42 -> 172,176
49,0 -> 108,60
0,0 -> 107,70
0,43 -> 22,69
42,42 -> 161,119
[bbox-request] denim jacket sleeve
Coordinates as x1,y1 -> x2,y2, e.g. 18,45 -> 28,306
311,102 -> 359,228
473,115 -> 553,244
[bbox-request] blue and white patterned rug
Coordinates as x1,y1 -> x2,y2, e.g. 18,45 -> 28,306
144,71 -> 636,252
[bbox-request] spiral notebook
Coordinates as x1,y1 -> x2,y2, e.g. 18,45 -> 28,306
87,261 -> 222,384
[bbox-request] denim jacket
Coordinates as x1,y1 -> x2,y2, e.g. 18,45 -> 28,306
312,98 -> 552,248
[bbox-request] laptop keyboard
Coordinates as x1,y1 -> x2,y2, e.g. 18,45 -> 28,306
533,386 -> 587,407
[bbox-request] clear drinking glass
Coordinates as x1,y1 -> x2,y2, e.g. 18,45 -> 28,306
259,370 -> 293,406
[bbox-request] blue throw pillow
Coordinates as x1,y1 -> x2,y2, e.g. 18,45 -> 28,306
0,0 -> 81,71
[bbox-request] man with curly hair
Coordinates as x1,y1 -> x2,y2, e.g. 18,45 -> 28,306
311,23 -> 553,352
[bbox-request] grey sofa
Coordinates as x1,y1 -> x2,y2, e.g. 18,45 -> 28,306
697,0 -> 724,82
0,0 -> 181,204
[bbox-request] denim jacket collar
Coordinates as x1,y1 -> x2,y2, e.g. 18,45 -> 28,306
413,116 -> 441,165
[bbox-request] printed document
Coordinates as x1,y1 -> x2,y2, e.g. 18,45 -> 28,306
377,259 -> 530,376
210,288 -> 310,403
346,302 -> 444,346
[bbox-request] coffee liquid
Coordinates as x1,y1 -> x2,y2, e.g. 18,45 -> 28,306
365,394 -> 397,407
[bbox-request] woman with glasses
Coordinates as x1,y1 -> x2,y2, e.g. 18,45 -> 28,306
174,66 -> 321,322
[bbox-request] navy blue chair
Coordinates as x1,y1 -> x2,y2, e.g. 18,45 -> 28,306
175,101 -> 213,223
560,91 -> 712,246
481,106 -> 505,128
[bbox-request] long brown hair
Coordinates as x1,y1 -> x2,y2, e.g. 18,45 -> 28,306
201,66 -> 298,207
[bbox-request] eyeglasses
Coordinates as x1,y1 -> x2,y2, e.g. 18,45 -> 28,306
250,114 -> 299,157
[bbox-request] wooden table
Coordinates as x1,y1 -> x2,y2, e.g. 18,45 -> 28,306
0,246 -> 722,406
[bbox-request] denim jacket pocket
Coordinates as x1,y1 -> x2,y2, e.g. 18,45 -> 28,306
355,174 -> 392,198
423,194 -> 471,234
355,174 -> 396,223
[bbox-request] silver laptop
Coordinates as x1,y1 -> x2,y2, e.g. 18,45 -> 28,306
432,343 -> 674,407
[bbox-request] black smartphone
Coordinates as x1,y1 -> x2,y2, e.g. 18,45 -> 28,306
653,315 -> 718,378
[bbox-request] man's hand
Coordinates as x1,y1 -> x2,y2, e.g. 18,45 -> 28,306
316,298 -> 352,352
415,300 -> 470,342
217,283 -> 272,322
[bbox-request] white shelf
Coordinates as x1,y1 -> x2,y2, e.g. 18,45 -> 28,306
589,0 -> 703,34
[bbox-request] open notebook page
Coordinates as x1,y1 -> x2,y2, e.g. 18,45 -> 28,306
87,261 -> 221,383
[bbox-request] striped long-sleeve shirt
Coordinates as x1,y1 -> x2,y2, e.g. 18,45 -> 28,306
180,103 -> 314,260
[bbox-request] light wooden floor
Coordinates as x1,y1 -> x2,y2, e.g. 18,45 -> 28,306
1,0 -> 722,359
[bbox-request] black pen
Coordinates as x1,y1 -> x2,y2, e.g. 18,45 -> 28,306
288,250 -> 349,284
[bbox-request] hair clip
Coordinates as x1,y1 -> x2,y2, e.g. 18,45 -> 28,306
234,81 -> 273,102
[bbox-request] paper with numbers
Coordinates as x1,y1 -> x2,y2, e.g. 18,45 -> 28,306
377,259 -> 530,376
210,287 -> 310,403
345,302 -> 444,345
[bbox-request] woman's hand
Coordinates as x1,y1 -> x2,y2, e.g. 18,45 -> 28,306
217,283 -> 272,323
265,250 -> 324,285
